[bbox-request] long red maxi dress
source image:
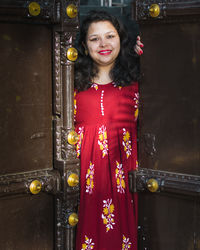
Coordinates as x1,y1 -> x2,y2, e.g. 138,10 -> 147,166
74,81 -> 139,250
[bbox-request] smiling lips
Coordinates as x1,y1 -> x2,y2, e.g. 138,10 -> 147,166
98,50 -> 112,55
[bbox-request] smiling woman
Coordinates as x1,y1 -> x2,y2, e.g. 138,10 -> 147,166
74,10 -> 141,250
75,10 -> 141,92
85,20 -> 120,83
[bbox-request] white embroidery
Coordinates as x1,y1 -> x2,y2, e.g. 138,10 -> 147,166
102,199 -> 115,232
122,235 -> 132,249
100,90 -> 104,116
86,162 -> 95,194
91,83 -> 98,90
81,235 -> 95,250
98,125 -> 108,158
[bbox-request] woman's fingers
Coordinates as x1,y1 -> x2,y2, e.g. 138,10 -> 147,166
136,36 -> 144,48
135,36 -> 144,55
134,44 -> 143,55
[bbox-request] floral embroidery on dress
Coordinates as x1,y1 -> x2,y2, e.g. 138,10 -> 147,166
113,82 -> 122,90
91,83 -> 98,90
98,125 -> 108,158
81,235 -> 95,250
122,128 -> 132,158
102,199 -> 115,232
115,161 -> 125,193
134,92 -> 139,121
122,235 -> 132,250
74,91 -> 77,121
86,162 -> 95,194
136,160 -> 139,170
76,126 -> 84,158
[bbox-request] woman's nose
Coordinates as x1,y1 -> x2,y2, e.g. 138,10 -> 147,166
99,38 -> 106,47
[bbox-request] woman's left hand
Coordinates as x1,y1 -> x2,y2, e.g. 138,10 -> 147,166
134,36 -> 144,55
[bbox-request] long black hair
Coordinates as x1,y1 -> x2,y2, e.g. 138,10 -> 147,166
74,10 -> 140,92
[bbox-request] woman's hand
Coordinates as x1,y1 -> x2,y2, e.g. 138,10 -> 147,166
134,36 -> 144,55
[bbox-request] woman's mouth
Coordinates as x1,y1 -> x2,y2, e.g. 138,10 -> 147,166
98,50 -> 112,55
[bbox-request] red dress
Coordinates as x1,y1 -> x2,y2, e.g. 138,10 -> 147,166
75,82 -> 139,250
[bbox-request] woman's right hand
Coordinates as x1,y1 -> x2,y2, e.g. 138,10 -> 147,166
134,36 -> 144,55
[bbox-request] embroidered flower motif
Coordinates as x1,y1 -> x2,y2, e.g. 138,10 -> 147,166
134,92 -> 139,121
74,91 -> 77,121
91,83 -> 98,90
81,235 -> 95,250
136,160 -> 139,170
122,128 -> 132,159
115,161 -> 126,193
113,82 -> 122,90
102,199 -> 115,232
76,127 -> 84,158
86,162 -> 95,194
98,125 -> 108,158
122,235 -> 132,250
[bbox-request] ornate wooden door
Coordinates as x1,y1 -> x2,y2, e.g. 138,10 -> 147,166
0,1 -> 79,249
129,1 -> 200,249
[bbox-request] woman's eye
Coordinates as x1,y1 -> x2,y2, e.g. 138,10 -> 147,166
107,35 -> 114,39
90,37 -> 98,42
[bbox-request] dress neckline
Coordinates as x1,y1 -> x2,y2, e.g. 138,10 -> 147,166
92,81 -> 114,86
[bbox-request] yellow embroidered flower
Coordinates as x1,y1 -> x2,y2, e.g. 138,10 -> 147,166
82,243 -> 87,249
85,162 -> 95,194
134,92 -> 139,121
86,178 -> 90,186
135,108 -> 139,120
76,127 -> 84,158
136,160 -> 139,169
122,235 -> 132,249
110,204 -> 114,213
99,134 -> 103,141
123,131 -> 130,141
115,161 -> 126,193
122,128 -> 132,159
98,125 -> 108,158
121,179 -> 125,189
103,207 -> 109,215
103,218 -> 108,224
91,83 -> 98,90
74,91 -> 77,116
102,199 -> 115,232
81,235 -> 95,250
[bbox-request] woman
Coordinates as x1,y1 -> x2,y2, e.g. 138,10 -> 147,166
74,10 -> 143,250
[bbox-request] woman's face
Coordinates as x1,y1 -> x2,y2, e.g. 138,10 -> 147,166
86,21 -> 120,69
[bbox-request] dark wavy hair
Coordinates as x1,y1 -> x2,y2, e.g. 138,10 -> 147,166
74,10 -> 140,92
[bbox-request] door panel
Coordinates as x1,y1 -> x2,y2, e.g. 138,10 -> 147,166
0,23 -> 52,175
130,1 -> 200,249
0,1 -> 80,249
0,194 -> 54,250
139,21 -> 200,176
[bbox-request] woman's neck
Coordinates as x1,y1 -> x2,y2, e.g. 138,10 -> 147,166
92,64 -> 113,85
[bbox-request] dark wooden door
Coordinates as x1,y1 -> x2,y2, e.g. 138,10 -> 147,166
0,1 -> 80,249
129,1 -> 200,249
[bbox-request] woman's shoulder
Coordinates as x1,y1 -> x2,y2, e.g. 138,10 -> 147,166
122,81 -> 139,92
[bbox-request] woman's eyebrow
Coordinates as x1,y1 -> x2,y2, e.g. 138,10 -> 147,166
88,31 -> 116,38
